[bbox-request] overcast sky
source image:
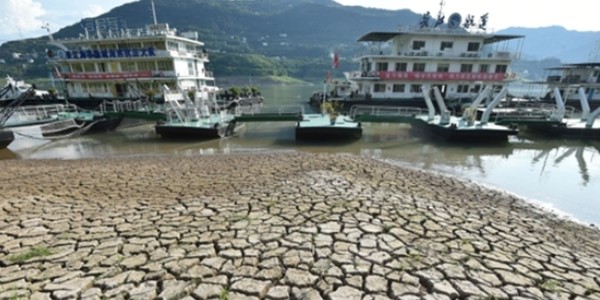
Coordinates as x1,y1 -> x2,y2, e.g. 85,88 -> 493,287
0,0 -> 597,44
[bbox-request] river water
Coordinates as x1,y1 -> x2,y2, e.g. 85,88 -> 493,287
2,84 -> 599,226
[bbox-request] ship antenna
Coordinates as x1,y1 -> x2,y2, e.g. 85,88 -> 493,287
438,0 -> 445,17
151,0 -> 158,25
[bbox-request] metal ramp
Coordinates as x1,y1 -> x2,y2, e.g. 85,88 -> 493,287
349,105 -> 423,123
233,105 -> 304,122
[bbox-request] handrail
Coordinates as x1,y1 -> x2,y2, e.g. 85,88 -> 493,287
349,105 -> 423,118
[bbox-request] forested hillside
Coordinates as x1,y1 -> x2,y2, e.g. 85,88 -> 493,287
0,0 -> 596,82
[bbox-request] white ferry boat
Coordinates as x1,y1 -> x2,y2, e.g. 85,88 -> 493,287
0,76 -> 55,107
540,62 -> 600,107
47,15 -> 220,109
311,9 -> 524,113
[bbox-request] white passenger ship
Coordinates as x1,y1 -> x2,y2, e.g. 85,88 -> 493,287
311,9 -> 524,112
541,62 -> 600,105
47,15 -> 218,109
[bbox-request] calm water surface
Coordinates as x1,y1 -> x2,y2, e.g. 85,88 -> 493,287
2,85 -> 599,226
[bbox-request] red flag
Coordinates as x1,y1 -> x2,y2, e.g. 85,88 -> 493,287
333,51 -> 339,69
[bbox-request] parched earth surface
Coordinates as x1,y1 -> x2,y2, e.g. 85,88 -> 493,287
0,152 -> 599,300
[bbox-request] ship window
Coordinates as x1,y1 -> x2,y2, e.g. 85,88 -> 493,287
157,60 -> 174,71
129,43 -> 143,49
457,85 -> 470,93
99,63 -> 106,72
376,62 -> 389,71
167,41 -> 179,51
412,40 -> 425,50
413,63 -> 426,72
440,41 -> 453,51
467,42 -> 480,52
479,64 -> 489,73
437,63 -> 449,72
410,85 -> 421,93
460,64 -> 473,73
495,64 -> 508,73
395,62 -> 407,71
138,61 -> 155,71
471,85 -> 481,93
83,63 -> 95,72
373,84 -> 386,92
188,61 -> 195,76
393,84 -> 405,93
71,63 -> 83,73
594,70 -> 600,77
121,61 -> 136,72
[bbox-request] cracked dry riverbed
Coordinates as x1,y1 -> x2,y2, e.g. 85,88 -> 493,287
0,153 -> 599,299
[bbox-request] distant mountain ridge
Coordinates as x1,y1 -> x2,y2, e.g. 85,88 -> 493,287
1,0 -> 598,81
498,26 -> 600,63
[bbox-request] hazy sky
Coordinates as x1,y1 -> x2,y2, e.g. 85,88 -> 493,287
0,0 -> 596,44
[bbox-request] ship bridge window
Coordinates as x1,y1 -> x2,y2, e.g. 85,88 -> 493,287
460,64 -> 473,73
437,63 -> 449,72
495,65 -> 508,73
395,62 -> 407,71
413,63 -> 426,72
412,40 -> 425,50
467,42 -> 480,52
440,41 -> 453,51
376,62 -> 389,71
457,85 -> 470,93
167,41 -> 179,51
373,84 -> 386,92
479,64 -> 489,73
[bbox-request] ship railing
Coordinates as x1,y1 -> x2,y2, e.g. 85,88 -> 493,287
9,103 -> 77,123
236,105 -> 304,116
364,49 -> 518,60
349,105 -> 424,118
348,71 -> 380,79
491,103 -> 577,122
98,99 -> 152,113
233,103 -> 265,116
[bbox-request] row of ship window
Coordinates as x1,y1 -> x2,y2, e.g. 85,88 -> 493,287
371,84 -> 499,94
